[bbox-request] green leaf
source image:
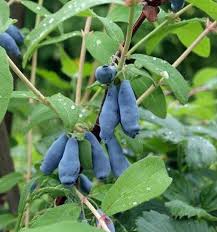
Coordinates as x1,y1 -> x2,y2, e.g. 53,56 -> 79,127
136,210 -> 215,232
39,31 -> 81,47
0,48 -> 13,123
131,78 -> 167,118
11,91 -> 37,100
48,93 -> 80,130
30,203 -> 80,228
90,184 -> 112,202
78,140 -> 93,170
184,136 -> 217,169
35,68 -> 71,90
131,54 -> 190,104
101,156 -> 172,215
0,213 -> 16,230
187,0 -> 217,20
26,104 -> 57,131
174,21 -> 210,58
165,200 -> 217,221
86,31 -> 118,64
0,172 -> 22,194
0,1 -> 10,32
107,4 -> 142,22
139,109 -> 185,134
95,15 -> 124,44
21,221 -> 103,232
21,0 -> 51,16
144,19 -> 209,57
193,67 -> 217,87
23,0 -> 123,67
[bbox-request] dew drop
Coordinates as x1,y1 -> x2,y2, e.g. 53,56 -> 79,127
49,18 -> 54,24
96,40 -> 102,46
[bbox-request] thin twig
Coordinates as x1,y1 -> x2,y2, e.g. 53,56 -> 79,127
136,20 -> 217,105
75,189 -> 110,232
127,4 -> 193,56
75,17 -> 92,105
7,0 -> 20,6
7,56 -> 48,105
25,0 -> 44,226
118,1 -> 136,70
80,61 -> 98,104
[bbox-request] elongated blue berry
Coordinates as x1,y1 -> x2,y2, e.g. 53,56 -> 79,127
6,25 -> 24,45
84,132 -> 111,180
40,133 -> 68,175
0,32 -> 20,57
99,84 -> 119,143
97,209 -> 115,232
95,65 -> 117,84
106,135 -> 130,177
170,0 -> 185,12
79,174 -> 93,194
58,137 -> 80,186
118,80 -> 140,138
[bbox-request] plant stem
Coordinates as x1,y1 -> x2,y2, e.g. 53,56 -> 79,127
127,4 -> 193,56
7,56 -> 48,105
172,20 -> 217,67
118,1 -> 135,70
75,189 -> 111,232
136,20 -> 217,105
7,0 -> 20,5
75,17 -> 92,105
25,0 -> 44,226
80,61 -> 98,104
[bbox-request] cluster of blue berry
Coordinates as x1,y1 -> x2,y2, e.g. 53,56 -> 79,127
0,25 -> 24,57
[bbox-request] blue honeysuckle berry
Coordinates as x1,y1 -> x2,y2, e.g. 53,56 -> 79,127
0,32 -> 20,57
118,80 -> 140,138
106,135 -> 130,177
170,0 -> 185,12
79,174 -> 93,194
58,137 -> 80,186
84,132 -> 111,180
40,133 -> 68,175
95,65 -> 117,84
6,25 -> 24,45
97,209 -> 116,232
99,84 -> 120,143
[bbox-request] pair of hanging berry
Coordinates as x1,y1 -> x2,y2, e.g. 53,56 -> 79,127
0,25 -> 24,57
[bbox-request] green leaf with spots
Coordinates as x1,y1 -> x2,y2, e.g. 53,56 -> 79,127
48,93 -> 80,130
101,156 -> 172,215
131,54 -> 190,104
86,31 -> 119,64
23,0 -> 124,67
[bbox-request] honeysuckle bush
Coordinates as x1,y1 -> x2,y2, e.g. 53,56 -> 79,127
0,0 -> 217,231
